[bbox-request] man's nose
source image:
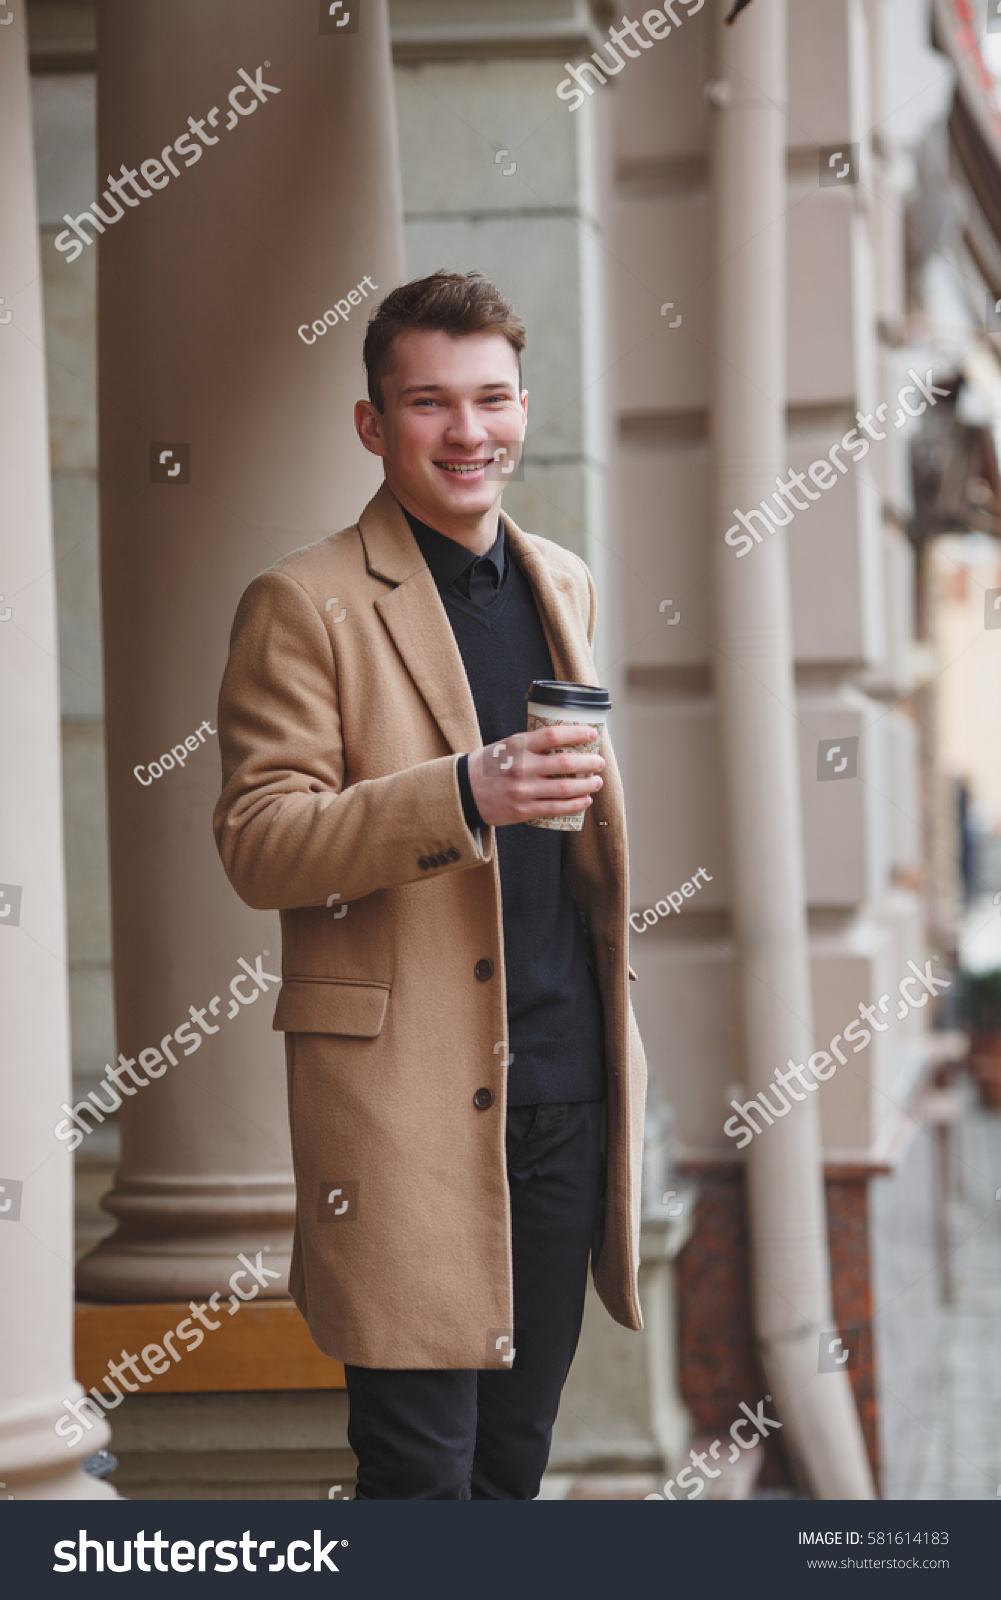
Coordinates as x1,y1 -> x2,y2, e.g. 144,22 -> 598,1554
443,404 -> 489,448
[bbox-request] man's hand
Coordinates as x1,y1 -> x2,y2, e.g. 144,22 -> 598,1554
467,725 -> 604,827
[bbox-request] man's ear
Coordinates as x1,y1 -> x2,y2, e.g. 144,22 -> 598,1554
354,398 -> 388,458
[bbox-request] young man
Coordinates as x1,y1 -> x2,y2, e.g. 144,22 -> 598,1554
213,271 -> 647,1499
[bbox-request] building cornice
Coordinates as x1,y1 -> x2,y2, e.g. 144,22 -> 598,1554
27,0 -> 611,73
389,0 -> 608,61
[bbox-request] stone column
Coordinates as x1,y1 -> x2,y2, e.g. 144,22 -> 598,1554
390,0 -> 614,667
0,6 -> 113,1496
709,0 -> 872,1499
76,0 -> 404,1300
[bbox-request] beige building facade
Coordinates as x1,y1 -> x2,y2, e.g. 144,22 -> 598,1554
4,0 -> 990,1499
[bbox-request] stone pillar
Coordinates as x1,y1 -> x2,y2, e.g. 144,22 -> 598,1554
709,0 -> 872,1502
0,8 -> 113,1496
390,0 -> 616,670
76,0 -> 404,1299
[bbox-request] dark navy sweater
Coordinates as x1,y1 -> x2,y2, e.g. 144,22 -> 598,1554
402,504 -> 605,1106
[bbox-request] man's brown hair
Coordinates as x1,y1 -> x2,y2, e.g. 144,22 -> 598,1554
363,270 -> 527,411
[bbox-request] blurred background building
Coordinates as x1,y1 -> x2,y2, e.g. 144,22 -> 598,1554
5,0 -> 1001,1499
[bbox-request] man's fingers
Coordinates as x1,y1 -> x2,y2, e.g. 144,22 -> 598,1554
521,774 -> 602,798
532,749 -> 604,772
520,796 -> 593,818
524,723 -> 598,746
523,729 -> 604,774
526,753 -> 604,782
471,727 -> 605,825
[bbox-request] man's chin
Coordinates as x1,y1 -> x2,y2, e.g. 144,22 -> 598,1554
407,475 -> 499,523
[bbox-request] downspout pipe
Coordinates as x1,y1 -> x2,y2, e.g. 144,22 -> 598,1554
708,0 -> 876,1499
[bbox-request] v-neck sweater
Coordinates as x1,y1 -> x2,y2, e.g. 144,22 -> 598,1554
402,505 -> 605,1106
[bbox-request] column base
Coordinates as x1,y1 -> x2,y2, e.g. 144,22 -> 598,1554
10,1469 -> 119,1501
75,1175 -> 294,1302
0,1392 -> 120,1500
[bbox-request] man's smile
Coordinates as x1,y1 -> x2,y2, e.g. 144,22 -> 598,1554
433,457 -> 492,475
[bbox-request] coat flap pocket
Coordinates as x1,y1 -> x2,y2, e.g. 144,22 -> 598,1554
272,978 -> 390,1037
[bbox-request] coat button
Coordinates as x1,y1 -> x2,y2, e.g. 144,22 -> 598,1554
446,848 -> 460,862
474,958 -> 494,981
434,852 -> 448,867
473,1087 -> 495,1110
418,857 -> 431,870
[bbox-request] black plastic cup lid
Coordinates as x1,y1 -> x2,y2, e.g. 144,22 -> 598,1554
526,680 -> 611,711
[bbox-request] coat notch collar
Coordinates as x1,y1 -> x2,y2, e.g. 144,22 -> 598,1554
358,481 -> 427,585
501,517 -> 592,689
360,482 -> 592,755
375,576 -> 482,757
359,485 -> 476,755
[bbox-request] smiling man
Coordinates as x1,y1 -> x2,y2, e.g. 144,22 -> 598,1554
213,270 -> 647,1500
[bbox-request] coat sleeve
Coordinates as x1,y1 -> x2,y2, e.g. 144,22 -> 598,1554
565,548 -> 597,651
213,569 -> 493,911
581,557 -> 597,650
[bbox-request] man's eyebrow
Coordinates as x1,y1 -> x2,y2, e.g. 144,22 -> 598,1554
397,380 -> 519,398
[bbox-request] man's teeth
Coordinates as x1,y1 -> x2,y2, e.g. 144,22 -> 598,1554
437,461 -> 486,474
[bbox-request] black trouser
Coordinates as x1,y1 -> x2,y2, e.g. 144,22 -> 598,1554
344,1098 -> 607,1500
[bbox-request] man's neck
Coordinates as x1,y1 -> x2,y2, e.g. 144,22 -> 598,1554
388,478 -> 501,556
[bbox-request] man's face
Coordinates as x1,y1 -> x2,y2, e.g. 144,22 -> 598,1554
355,328 -> 527,532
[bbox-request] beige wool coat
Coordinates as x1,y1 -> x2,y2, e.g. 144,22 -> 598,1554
213,481 -> 647,1368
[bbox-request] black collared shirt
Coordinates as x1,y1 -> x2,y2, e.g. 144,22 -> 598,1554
401,502 -> 605,1107
403,511 -> 506,613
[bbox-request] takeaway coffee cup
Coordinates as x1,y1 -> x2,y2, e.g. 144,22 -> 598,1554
525,680 -> 611,832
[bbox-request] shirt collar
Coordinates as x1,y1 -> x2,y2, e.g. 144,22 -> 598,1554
399,502 -> 505,590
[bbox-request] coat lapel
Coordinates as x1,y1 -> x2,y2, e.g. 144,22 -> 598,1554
357,483 -> 597,756
360,484 -> 482,755
500,519 -> 595,688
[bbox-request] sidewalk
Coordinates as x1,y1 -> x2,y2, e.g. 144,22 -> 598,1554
542,1093 -> 1001,1503
906,1098 -> 1001,1499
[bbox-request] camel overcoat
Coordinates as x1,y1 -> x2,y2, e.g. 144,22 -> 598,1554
213,482 -> 647,1368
